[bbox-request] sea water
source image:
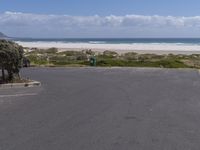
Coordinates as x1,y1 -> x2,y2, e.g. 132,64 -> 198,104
13,38 -> 200,52
13,38 -> 200,45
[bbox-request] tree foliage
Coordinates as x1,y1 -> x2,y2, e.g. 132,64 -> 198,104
0,40 -> 24,82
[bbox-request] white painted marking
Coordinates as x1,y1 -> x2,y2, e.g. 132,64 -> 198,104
0,93 -> 37,98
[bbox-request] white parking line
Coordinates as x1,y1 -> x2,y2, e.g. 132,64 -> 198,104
0,93 -> 37,98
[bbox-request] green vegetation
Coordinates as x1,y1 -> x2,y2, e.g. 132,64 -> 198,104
0,40 -> 24,83
25,48 -> 200,69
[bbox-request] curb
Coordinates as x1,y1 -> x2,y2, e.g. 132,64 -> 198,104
0,81 -> 41,89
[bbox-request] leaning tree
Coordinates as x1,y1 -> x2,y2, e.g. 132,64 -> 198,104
0,40 -> 24,82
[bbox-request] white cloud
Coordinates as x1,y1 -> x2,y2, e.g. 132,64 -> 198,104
1,11 -> 200,37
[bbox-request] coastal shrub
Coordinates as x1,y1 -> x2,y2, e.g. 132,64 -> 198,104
156,59 -> 188,68
59,51 -> 82,56
26,48 -> 58,55
51,60 -> 85,66
27,54 -> 48,65
0,40 -> 24,81
82,49 -> 95,55
24,49 -> 195,69
50,55 -> 70,61
182,59 -> 200,68
26,54 -> 38,63
96,58 -> 188,68
76,54 -> 88,61
27,48 -> 44,54
103,50 -> 119,58
96,59 -> 154,67
123,52 -> 138,60
45,47 -> 58,54
136,54 -> 163,61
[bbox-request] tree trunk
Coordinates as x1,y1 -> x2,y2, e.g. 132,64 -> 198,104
7,70 -> 13,81
1,66 -> 5,82
18,72 -> 21,79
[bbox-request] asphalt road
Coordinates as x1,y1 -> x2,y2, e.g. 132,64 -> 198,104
1,67 -> 200,150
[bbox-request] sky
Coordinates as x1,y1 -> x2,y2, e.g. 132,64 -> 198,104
1,0 -> 200,38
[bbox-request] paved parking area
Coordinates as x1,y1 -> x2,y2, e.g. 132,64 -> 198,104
1,67 -> 200,150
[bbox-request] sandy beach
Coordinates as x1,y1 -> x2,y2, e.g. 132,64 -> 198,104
16,41 -> 200,55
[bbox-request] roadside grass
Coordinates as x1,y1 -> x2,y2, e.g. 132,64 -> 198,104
96,58 -> 188,68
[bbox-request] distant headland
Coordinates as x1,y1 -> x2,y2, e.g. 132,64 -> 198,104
0,32 -> 8,38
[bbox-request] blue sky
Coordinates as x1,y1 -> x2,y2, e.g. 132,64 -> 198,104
1,0 -> 200,38
1,0 -> 200,16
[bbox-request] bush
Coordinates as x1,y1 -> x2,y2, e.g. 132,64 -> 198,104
0,40 -> 24,81
103,50 -> 119,58
44,47 -> 58,54
123,52 -> 138,60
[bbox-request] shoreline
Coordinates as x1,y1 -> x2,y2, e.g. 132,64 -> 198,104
16,41 -> 200,55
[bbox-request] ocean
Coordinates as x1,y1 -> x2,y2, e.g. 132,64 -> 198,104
13,38 -> 200,45
13,38 -> 200,52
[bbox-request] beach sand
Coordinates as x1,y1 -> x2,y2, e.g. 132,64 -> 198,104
16,41 -> 200,55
